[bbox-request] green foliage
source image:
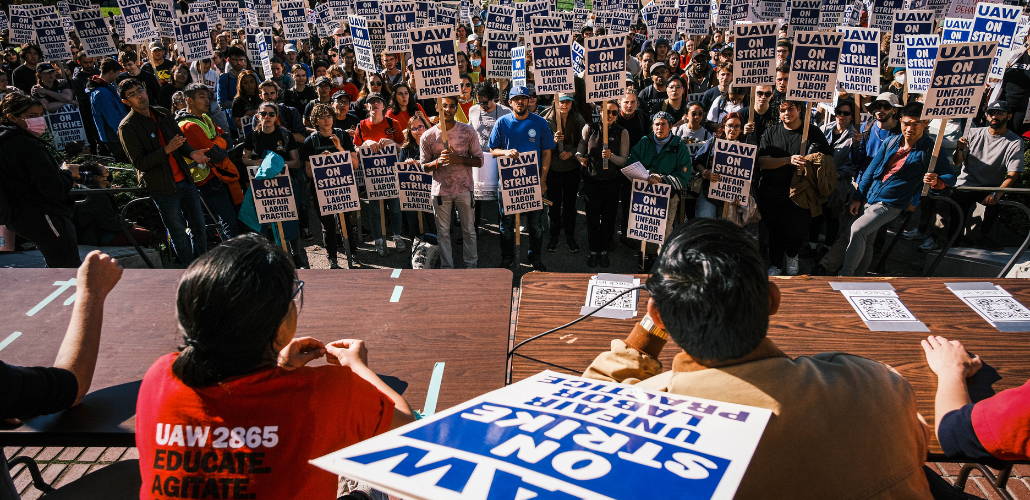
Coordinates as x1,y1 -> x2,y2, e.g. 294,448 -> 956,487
100,7 -> 121,17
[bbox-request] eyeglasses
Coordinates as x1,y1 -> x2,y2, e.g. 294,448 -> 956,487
869,103 -> 889,111
666,85 -> 683,91
756,91 -> 773,97
607,110 -> 618,116
837,111 -> 853,117
370,81 -> 382,86
986,110 -> 1006,117
258,110 -> 278,117
725,123 -> 742,129
292,279 -> 304,311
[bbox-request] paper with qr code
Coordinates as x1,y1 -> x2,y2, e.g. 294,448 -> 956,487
830,283 -> 930,332
579,275 -> 641,319
946,282 -> 1030,332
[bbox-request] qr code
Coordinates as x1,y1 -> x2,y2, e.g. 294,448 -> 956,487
590,286 -> 635,310
853,297 -> 915,321
971,297 -> 1030,321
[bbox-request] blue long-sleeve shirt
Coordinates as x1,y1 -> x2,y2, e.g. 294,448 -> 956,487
89,83 -> 127,143
851,119 -> 900,177
854,133 -> 956,209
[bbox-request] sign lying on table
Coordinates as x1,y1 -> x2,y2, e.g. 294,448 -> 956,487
629,179 -> 671,245
498,150 -> 543,215
708,140 -> 756,207
905,34 -> 940,94
312,371 -> 772,500
584,33 -> 627,103
888,10 -> 934,67
249,167 -> 299,224
946,282 -> 1030,332
836,27 -> 881,96
733,22 -> 777,87
831,282 -> 929,332
397,162 -> 433,213
921,40 -> 997,119
409,25 -> 461,100
581,273 -> 641,319
311,151 -> 360,215
360,144 -> 401,200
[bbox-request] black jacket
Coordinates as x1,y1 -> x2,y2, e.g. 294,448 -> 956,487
0,125 -> 75,221
119,106 -> 197,196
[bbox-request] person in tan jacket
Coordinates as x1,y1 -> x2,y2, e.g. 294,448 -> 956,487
583,218 -> 934,500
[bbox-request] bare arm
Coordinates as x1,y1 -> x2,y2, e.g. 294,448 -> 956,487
284,148 -> 300,170
325,340 -> 416,429
921,336 -> 982,436
54,251 -> 124,406
759,156 -> 791,170
540,149 -> 551,187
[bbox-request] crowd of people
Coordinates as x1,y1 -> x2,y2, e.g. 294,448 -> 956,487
0,3 -> 1026,275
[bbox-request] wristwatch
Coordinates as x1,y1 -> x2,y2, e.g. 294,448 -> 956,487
639,313 -> 668,340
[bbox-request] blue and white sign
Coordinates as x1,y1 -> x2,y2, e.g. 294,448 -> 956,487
349,15 -> 378,73
253,0 -> 273,25
818,0 -> 849,28
708,140 -> 756,207
368,19 -> 387,60
532,32 -> 575,94
759,0 -> 786,20
512,46 -> 527,88
45,104 -> 87,151
312,151 -> 361,216
436,4 -> 460,26
384,1 -> 417,53
279,0 -> 309,39
788,0 -> 820,35
249,167 -> 298,224
787,32 -> 844,103
531,15 -> 564,33
836,27 -> 881,96
355,0 -> 382,20
409,25 -> 461,100
498,151 -> 543,214
572,40 -> 586,76
942,17 -> 973,43
33,17 -> 71,61
518,0 -> 550,37
194,0 -> 220,30
485,4 -> 517,32
921,40 -> 998,119
888,10 -> 934,67
177,12 -> 213,61
9,6 -> 34,44
314,371 -> 771,500
360,144 -> 400,201
905,34 -> 940,94
971,3 -> 1021,79
584,33 -> 627,103
0,11 -> 8,33
116,0 -> 157,43
149,0 -> 174,37
397,162 -> 433,213
684,0 -> 713,34
733,22 -> 777,87
219,0 -> 240,30
630,179 -> 672,244
245,27 -> 272,72
486,31 -> 520,79
870,0 -> 904,31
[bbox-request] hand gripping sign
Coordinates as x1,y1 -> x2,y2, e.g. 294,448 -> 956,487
629,179 -> 672,245
311,151 -> 361,216
498,151 -> 544,215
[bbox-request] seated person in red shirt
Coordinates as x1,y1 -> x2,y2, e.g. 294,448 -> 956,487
135,234 -> 414,500
922,335 -> 1030,468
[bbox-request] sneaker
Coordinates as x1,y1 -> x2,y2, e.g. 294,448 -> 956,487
976,237 -> 1003,251
587,252 -> 599,268
393,236 -> 406,252
767,265 -> 782,276
785,255 -> 799,276
566,238 -> 580,253
328,258 -> 342,269
300,228 -> 313,240
902,228 -> 928,240
375,238 -> 388,256
531,260 -> 548,271
547,236 -> 559,252
918,238 -> 938,253
599,251 -> 610,268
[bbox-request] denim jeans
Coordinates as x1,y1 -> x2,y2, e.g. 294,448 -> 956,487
151,179 -> 207,265
434,191 -> 477,268
499,202 -> 544,263
368,197 -> 403,240
197,176 -> 238,240
841,202 -> 902,276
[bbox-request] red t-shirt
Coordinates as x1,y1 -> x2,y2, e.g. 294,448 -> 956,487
353,116 -> 406,146
385,104 -> 426,132
972,379 -> 1030,461
136,353 -> 394,500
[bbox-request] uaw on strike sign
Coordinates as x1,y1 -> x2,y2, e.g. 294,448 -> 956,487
312,371 -> 771,500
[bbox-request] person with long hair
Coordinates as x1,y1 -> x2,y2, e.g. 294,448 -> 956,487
135,234 -> 414,499
577,100 -> 630,268
542,93 -> 587,253
158,63 -> 192,110
354,72 -> 390,121
692,112 -> 752,218
385,82 -> 425,133
303,103 -> 361,268
399,114 -> 436,235
456,51 -> 479,85
0,93 -> 82,267
231,70 -> 261,131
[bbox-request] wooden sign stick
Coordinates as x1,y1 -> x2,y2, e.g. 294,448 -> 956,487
640,240 -> 646,270
275,221 -> 289,253
749,86 -> 756,124
602,102 -> 609,169
379,199 -> 387,238
338,213 -> 356,268
438,97 -> 449,148
921,118 -> 948,196
800,101 -> 812,156
515,213 -> 521,246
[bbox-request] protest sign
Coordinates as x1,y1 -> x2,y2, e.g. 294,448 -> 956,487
531,16 -> 564,37
45,104 -> 87,151
942,17 -> 973,43
708,139 -> 756,206
56,1 -> 69,17
836,27 -> 881,96
245,27 -> 271,71
397,163 -> 433,213
498,151 -> 543,214
905,34 -> 940,94
532,32 -> 575,94
730,0 -> 750,22
818,0 -> 849,28
258,37 -> 273,83
33,18 -> 71,61
888,10 -> 934,67
313,370 -> 771,500
249,168 -> 299,224
870,0 -> 904,31
926,0 -> 950,20
971,3 -> 1021,79
9,6 -> 35,44
408,25 -> 461,100
787,32 -> 844,103
327,0 -> 348,23
279,0 -> 309,39
842,0 -> 863,26
384,1 -> 417,54
760,0 -> 786,20
607,10 -> 638,33
584,33 -> 627,102
788,0 -> 820,35
629,179 -> 671,245
177,12 -> 213,61
194,0 -> 220,29
715,0 -> 732,29
350,15 -> 378,73
415,0 -> 432,27
355,0 -> 382,20
946,0 -> 991,19
368,20 -> 387,61
486,31 -> 520,79
921,40 -> 997,119
219,1 -> 240,30
681,0 -> 713,34
571,7 -> 590,30
518,0 -> 551,36
733,22 -> 777,87
253,0 -> 273,25
116,0 -> 157,43
436,5 -> 460,26
111,14 -> 124,36
485,4 -> 517,32
556,10 -> 577,31
512,46 -> 528,88
0,11 -> 8,34
149,0 -> 175,37
312,152 -> 361,215
572,41 -> 586,75
67,0 -> 91,11
360,145 -> 400,201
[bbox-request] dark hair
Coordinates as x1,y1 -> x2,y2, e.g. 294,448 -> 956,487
312,59 -> 330,72
834,100 -> 854,116
19,44 -> 41,60
775,63 -> 790,73
172,234 -> 296,388
183,83 -> 209,100
117,78 -> 144,99
99,57 -> 123,76
118,50 -> 138,64
225,46 -> 246,59
779,99 -> 804,111
646,219 -> 769,362
390,82 -> 419,115
403,114 -> 429,149
899,102 -> 924,120
0,93 -> 43,124
270,56 -> 283,65
474,81 -> 497,101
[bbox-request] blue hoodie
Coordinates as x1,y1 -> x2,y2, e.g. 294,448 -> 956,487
854,133 -> 956,209
88,81 -> 128,143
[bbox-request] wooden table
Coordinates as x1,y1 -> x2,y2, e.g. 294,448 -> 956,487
512,273 -> 1030,457
0,268 -> 513,447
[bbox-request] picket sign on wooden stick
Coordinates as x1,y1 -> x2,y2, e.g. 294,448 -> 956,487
275,222 -> 288,253
921,119 -> 949,196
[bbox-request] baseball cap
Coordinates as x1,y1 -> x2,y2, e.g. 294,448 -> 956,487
986,101 -> 1009,113
332,90 -> 351,101
625,71 -> 635,83
149,41 -> 164,51
509,85 -> 530,98
649,61 -> 667,73
313,76 -> 332,87
366,92 -> 386,103
892,67 -> 906,75
527,84 -> 536,96
285,44 -> 298,54
692,49 -> 708,60
35,63 -> 56,74
333,27 -> 346,37
655,37 -> 670,47
558,93 -> 574,102
866,92 -> 902,110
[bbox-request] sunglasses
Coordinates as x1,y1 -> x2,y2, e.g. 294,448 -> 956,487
869,103 -> 891,111
756,91 -> 773,97
837,111 -> 853,117
370,81 -> 382,86
986,110 -> 1006,117
292,279 -> 304,311
258,111 -> 277,117
606,110 -> 618,116
461,83 -> 472,88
